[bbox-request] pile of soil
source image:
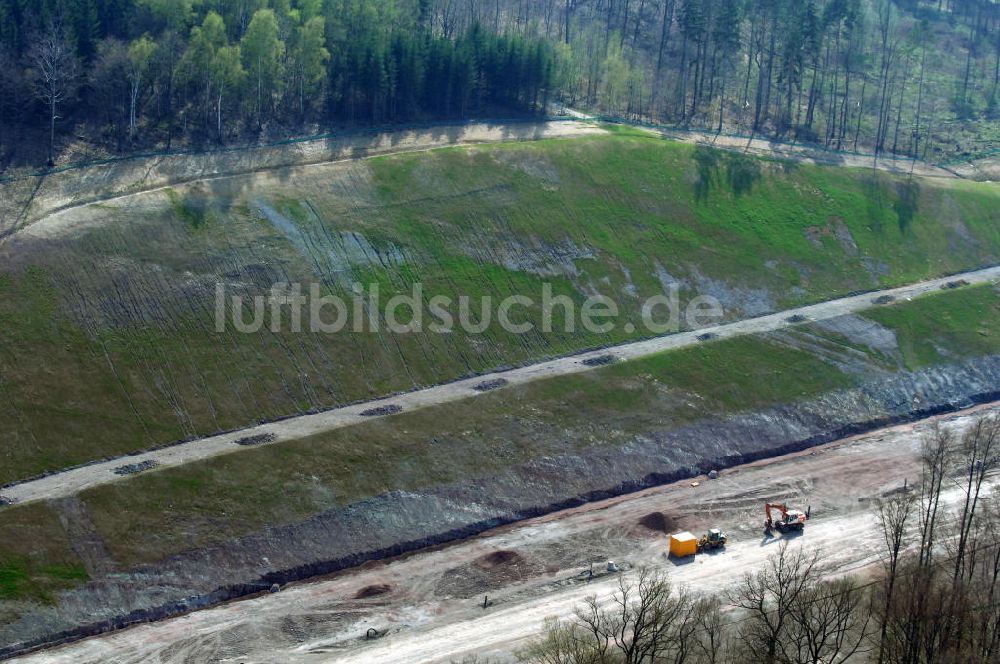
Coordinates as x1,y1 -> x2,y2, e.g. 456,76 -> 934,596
582,354 -> 616,367
637,511 -> 678,534
435,550 -> 539,598
112,460 -> 158,476
354,583 -> 392,599
474,550 -> 524,569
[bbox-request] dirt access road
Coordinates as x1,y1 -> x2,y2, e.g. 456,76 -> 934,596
3,264 -> 998,506
17,402 -> 998,664
652,127 -> 958,179
5,120 -> 605,240
7,111 -> 970,243
555,108 -> 960,179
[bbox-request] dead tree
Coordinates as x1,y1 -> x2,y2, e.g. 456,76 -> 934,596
874,491 -> 917,664
521,567 -> 712,664
786,576 -> 871,664
28,19 -> 80,166
731,543 -> 820,664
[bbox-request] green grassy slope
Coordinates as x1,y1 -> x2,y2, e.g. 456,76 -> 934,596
0,504 -> 88,604
1,132 -> 999,482
1,283 -> 997,593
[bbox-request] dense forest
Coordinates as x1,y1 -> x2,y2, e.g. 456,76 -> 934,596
559,0 -> 1000,161
0,0 -> 997,168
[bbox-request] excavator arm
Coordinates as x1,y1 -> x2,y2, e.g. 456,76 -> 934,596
764,503 -> 788,526
764,502 -> 806,535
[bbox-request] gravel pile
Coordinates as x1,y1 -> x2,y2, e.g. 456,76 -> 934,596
234,433 -> 277,446
360,404 -> 403,417
112,460 -> 159,476
581,354 -> 615,367
473,378 -> 508,392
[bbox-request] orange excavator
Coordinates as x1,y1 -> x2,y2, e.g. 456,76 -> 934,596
764,502 -> 809,535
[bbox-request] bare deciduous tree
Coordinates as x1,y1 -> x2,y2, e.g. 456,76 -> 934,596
731,543 -> 820,664
28,19 -> 80,165
874,490 -> 916,664
575,569 -> 693,663
518,618 -> 603,664
520,568 -> 717,664
786,576 -> 871,664
691,596 -> 729,664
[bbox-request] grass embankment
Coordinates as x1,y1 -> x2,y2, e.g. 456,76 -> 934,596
865,285 -> 1000,369
2,132 -> 999,482
2,284 -> 996,591
0,504 -> 87,605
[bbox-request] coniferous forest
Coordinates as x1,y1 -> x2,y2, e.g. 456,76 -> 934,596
0,0 -> 997,168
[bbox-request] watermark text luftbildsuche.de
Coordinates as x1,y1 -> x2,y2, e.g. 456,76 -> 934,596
215,282 -> 724,336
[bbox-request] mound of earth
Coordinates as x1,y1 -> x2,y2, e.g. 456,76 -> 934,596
638,512 -> 679,533
475,550 -> 524,569
435,550 -> 543,598
354,583 -> 392,599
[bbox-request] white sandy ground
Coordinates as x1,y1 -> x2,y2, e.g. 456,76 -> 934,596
14,401 -> 998,664
2,264 -> 998,506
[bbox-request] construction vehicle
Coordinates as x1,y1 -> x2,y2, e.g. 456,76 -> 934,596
697,528 -> 728,551
764,502 -> 809,535
670,529 -> 728,558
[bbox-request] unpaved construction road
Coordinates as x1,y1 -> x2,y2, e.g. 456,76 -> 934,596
5,113 -> 969,243
650,127 -> 959,179
6,120 -> 606,240
557,109 -> 960,179
16,401 -> 998,664
3,265 -> 998,506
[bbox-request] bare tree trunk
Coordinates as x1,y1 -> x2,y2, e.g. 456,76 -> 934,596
652,0 -> 675,115
49,98 -> 56,164
913,45 -> 927,157
875,492 -> 916,664
853,73 -> 867,151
